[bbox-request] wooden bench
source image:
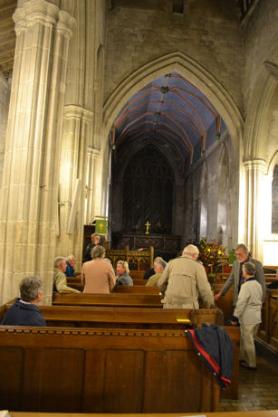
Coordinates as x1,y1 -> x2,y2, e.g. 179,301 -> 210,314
106,246 -> 154,280
256,289 -> 278,354
40,306 -> 223,328
113,285 -> 160,294
52,292 -> 162,308
0,322 -> 239,413
9,411 -> 278,417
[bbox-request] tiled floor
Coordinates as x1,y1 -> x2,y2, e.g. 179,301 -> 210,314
218,350 -> 278,411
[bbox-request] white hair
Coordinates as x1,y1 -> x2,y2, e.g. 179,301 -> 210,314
182,244 -> 199,257
54,256 -> 66,268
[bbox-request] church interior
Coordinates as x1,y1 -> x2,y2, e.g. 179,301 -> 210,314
0,0 -> 278,416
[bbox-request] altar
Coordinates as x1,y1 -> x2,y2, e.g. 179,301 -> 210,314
112,232 -> 181,260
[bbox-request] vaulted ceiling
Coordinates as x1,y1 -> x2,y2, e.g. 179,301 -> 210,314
113,72 -> 226,167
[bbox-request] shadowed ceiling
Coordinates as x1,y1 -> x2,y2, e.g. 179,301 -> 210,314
113,72 -> 227,166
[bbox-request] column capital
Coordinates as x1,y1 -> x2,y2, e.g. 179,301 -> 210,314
13,0 -> 59,35
57,10 -> 76,39
243,158 -> 267,173
64,105 -> 94,122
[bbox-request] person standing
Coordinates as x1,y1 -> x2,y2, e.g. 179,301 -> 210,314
82,245 -> 116,293
84,233 -> 101,262
158,244 -> 214,309
214,244 -> 266,306
231,262 -> 263,370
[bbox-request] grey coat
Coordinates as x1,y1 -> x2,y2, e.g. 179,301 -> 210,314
221,257 -> 266,306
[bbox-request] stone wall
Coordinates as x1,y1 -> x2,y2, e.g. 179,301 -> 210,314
104,0 -> 244,112
183,131 -> 239,250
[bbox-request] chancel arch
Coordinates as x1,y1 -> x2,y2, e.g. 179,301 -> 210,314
107,65 -> 241,251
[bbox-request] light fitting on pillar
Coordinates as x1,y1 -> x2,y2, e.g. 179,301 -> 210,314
216,115 -> 221,140
109,125 -> 116,151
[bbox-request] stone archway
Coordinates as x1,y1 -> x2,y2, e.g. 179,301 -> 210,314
103,51 -> 243,140
242,62 -> 278,260
102,52 -> 244,248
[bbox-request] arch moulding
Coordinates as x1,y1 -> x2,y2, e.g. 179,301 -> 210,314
103,51 -> 244,142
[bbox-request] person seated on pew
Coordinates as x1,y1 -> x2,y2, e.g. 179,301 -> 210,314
146,257 -> 167,287
1,276 -> 46,326
231,261 -> 263,370
65,254 -> 76,277
82,245 -> 116,293
158,244 -> 214,309
115,260 -> 133,287
54,257 -> 80,293
267,269 -> 278,289
84,233 -> 101,262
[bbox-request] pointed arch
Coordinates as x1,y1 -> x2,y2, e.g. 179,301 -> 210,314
103,51 -> 243,143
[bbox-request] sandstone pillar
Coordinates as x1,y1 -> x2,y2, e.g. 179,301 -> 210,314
0,0 -> 75,304
0,72 -> 10,185
244,159 -> 267,261
56,105 -> 94,267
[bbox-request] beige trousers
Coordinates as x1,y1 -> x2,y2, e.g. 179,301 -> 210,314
240,323 -> 259,367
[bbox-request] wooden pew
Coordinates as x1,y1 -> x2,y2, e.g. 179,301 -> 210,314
40,306 -> 223,328
52,292 -> 162,308
106,246 -> 154,280
0,322 -> 239,413
9,411 -> 278,417
256,289 -> 278,354
113,285 -> 160,294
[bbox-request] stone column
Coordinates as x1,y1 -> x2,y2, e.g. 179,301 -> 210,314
56,105 -> 94,268
0,0 -> 75,304
244,159 -> 267,261
0,72 -> 10,185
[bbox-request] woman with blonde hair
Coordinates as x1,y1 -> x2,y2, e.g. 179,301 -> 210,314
115,260 -> 133,287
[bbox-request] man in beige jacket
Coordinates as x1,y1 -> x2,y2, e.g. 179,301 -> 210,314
158,244 -> 214,309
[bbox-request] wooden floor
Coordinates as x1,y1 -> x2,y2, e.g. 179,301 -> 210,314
218,348 -> 278,411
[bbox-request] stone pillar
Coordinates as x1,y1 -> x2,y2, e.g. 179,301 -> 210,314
56,105 -> 94,268
244,159 -> 267,261
85,147 -> 100,225
0,73 -> 10,186
0,0 -> 75,304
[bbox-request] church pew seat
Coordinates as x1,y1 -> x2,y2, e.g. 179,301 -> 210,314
40,306 -> 224,328
106,246 -> 154,281
0,323 -> 239,413
256,289 -> 278,354
52,292 -> 162,307
113,285 -> 160,294
9,411 -> 278,417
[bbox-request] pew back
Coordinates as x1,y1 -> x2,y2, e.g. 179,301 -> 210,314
106,246 -> 154,280
0,323 -> 239,413
52,292 -> 162,307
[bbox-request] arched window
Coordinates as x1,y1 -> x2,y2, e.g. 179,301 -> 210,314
272,165 -> 278,234
122,146 -> 174,234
